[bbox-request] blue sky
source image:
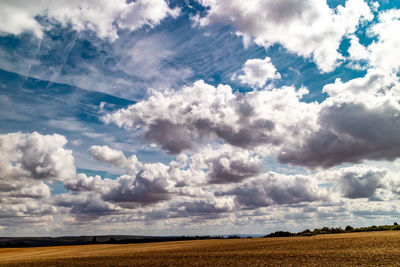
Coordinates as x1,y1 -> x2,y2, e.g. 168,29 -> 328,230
1,0 -> 400,236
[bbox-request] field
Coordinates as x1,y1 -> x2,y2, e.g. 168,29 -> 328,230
0,231 -> 399,266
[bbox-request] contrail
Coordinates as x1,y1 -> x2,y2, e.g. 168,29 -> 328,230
46,33 -> 77,88
24,37 -> 42,81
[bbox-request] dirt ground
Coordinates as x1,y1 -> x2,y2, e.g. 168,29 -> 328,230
0,231 -> 399,266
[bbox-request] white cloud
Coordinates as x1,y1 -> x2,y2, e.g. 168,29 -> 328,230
0,132 -> 75,181
196,0 -> 372,72
348,35 -> 369,61
0,132 -> 396,230
89,145 -> 142,175
0,132 -> 75,227
233,56 -> 280,88
103,80 -> 318,155
346,9 -> 400,72
279,67 -> 400,168
0,0 -> 179,41
104,64 -> 400,168
368,9 -> 400,72
191,144 -> 264,184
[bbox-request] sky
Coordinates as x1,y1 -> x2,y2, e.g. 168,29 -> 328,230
0,0 -> 400,237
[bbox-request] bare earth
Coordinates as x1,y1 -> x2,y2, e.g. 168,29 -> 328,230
0,231 -> 399,266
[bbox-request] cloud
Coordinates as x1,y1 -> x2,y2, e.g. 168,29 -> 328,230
0,202 -> 55,227
346,9 -> 400,72
367,9 -> 400,72
105,64 -> 400,169
233,56 -> 280,88
47,118 -> 90,132
89,145 -> 142,175
172,197 -> 235,218
0,131 -> 74,226
67,146 -> 176,209
324,166 -> 387,199
0,0 -> 179,41
54,192 -> 120,221
195,0 -> 372,72
64,173 -> 104,192
191,145 -> 263,184
103,80 -> 317,154
220,172 -> 330,208
278,69 -> 400,168
350,202 -> 400,218
0,132 -> 75,181
102,165 -> 173,208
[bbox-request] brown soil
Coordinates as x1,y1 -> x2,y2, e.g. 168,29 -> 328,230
0,231 -> 399,266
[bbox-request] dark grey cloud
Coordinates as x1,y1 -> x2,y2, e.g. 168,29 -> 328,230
102,172 -> 171,207
207,153 -> 263,184
220,173 -> 329,209
181,199 -> 233,215
189,145 -> 264,184
144,120 -> 195,154
64,174 -> 104,192
66,148 -> 175,209
278,102 -> 400,168
324,166 -> 389,199
54,193 -> 120,221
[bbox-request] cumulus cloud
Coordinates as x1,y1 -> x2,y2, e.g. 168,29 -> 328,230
0,202 -> 55,227
346,9 -> 400,72
89,145 -> 142,175
102,165 -> 173,208
0,0 -> 179,41
104,69 -> 400,168
170,197 -> 235,219
191,145 -> 263,184
279,69 -> 400,168
64,146 -> 177,210
195,0 -> 372,72
103,80 -> 317,155
62,144 -> 260,220
220,172 -> 330,208
233,56 -> 280,88
64,173 -> 105,193
0,132 -> 74,226
323,166 -> 387,199
367,9 -> 400,72
54,192 -> 120,221
0,132 -> 75,182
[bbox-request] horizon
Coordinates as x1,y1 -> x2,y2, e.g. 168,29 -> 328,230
1,0 -> 400,237
1,222 -> 398,239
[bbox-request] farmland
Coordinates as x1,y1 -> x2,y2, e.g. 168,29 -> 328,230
0,231 -> 399,266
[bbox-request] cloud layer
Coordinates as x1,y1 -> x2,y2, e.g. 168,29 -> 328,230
195,0 -> 372,72
0,0 -> 179,40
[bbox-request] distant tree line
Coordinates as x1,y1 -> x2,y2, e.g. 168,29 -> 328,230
264,222 -> 400,238
0,235 -> 236,248
2,223 -> 399,248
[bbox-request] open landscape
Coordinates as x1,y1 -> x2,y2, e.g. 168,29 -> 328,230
1,231 -> 399,266
2,1 -> 400,267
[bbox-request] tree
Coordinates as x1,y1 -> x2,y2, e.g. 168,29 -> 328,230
345,225 -> 353,231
